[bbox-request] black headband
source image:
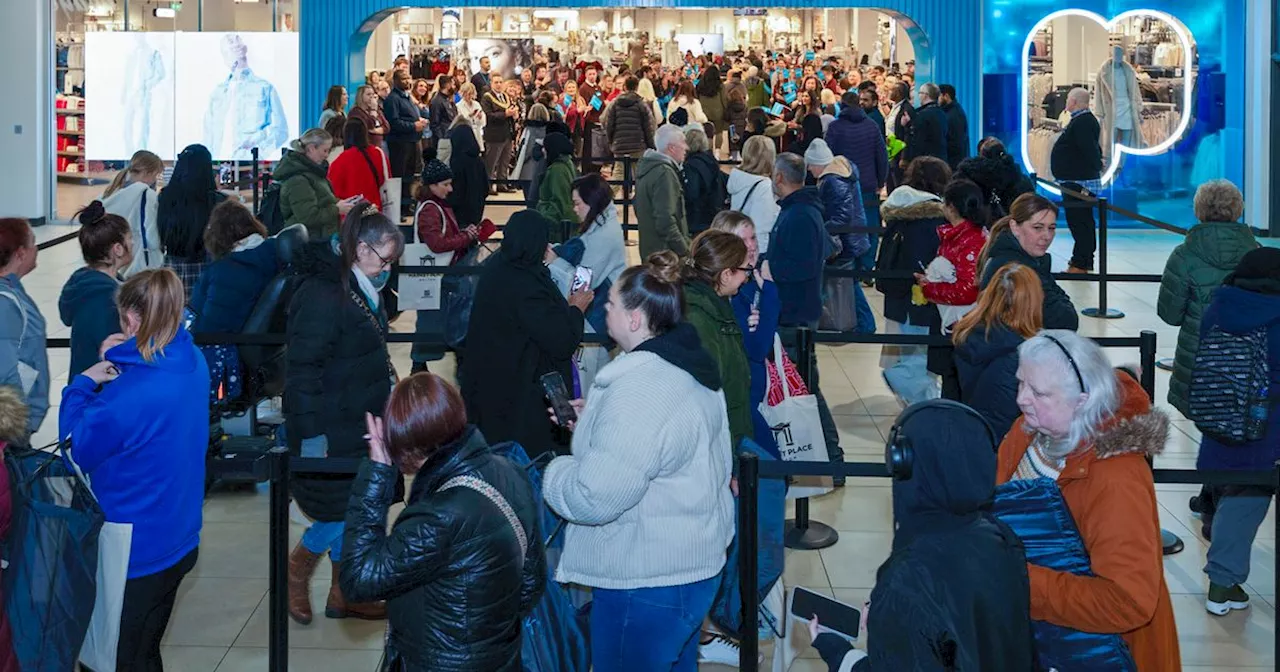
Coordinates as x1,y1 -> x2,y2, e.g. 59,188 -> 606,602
1042,334 -> 1086,393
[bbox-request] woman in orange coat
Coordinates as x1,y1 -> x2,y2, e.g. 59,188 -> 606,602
996,329 -> 1180,671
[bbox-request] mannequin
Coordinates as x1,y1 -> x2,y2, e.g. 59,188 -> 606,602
662,29 -> 681,67
1094,45 -> 1145,160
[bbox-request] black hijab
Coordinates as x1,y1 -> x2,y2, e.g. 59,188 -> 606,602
544,132 -> 574,164
492,210 -> 561,300
447,125 -> 489,226
158,144 -> 224,259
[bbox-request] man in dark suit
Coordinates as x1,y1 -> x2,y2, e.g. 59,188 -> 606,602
901,82 -> 948,169
470,56 -> 492,95
938,84 -> 970,168
1050,87 -> 1104,273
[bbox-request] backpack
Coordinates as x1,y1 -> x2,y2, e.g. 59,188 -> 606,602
257,181 -> 287,235
1188,325 -> 1272,444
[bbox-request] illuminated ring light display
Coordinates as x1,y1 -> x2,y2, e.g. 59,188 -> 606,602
1020,9 -> 1195,193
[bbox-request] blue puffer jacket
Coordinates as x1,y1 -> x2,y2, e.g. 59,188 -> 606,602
816,157 -> 868,262
1195,282 -> 1280,471
992,478 -> 1138,672
189,237 -> 281,334
824,104 -> 888,195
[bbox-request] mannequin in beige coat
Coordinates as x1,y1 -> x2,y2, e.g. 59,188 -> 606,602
1094,46 -> 1145,161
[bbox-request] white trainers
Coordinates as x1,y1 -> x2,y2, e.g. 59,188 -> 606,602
1206,583 -> 1250,616
698,633 -> 763,667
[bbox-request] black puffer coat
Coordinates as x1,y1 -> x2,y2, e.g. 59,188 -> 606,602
682,150 -> 724,236
284,242 -> 395,521
954,323 -> 1027,442
979,231 -> 1079,331
954,154 -> 1034,218
604,92 -> 655,156
341,427 -> 546,671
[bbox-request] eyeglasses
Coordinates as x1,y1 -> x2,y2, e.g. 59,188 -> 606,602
364,242 -> 394,269
736,265 -> 755,274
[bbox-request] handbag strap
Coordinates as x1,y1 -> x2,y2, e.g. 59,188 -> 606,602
738,178 -> 762,211
349,289 -> 397,381
439,475 -> 528,565
0,290 -> 27,350
138,190 -> 152,267
357,147 -> 385,188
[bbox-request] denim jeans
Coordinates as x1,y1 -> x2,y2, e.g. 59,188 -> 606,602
779,324 -> 844,472
880,319 -> 940,406
852,282 -> 876,334
1205,489 -> 1274,587
302,521 -> 345,561
591,576 -> 721,672
857,191 -> 881,272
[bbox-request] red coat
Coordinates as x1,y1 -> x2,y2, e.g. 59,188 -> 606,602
416,197 -> 473,262
921,220 -> 986,307
327,146 -> 387,211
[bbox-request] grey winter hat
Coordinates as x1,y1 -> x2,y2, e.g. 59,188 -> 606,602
803,138 -> 834,167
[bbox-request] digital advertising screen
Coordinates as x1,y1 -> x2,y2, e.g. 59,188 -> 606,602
675,34 -> 726,57
84,32 -> 178,161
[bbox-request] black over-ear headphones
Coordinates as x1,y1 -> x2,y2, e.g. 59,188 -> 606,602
885,399 -> 999,481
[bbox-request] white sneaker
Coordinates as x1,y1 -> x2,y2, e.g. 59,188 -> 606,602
698,633 -> 763,666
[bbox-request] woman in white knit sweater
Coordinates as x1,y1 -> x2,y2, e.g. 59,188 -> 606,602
542,253 -> 735,671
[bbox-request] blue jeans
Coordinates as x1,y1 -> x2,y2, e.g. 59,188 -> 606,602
591,576 -> 721,672
853,282 -> 876,334
856,191 -> 881,272
881,319 -> 939,406
302,521 -> 345,561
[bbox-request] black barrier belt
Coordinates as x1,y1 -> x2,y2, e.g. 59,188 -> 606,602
1033,175 -> 1191,236
36,229 -> 81,251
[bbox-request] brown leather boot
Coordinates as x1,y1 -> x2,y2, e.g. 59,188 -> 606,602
325,561 -> 387,620
287,542 -> 322,625
1066,265 -> 1091,274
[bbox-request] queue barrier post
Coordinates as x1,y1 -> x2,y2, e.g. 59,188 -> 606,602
251,147 -> 261,213
1082,196 -> 1125,320
1140,330 -> 1158,400
267,446 -> 290,672
737,452 -> 761,670
784,325 -> 840,551
622,156 -> 636,247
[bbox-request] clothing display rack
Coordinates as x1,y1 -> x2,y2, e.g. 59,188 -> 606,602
1026,121 -> 1062,180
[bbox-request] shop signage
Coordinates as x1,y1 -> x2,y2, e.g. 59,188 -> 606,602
734,9 -> 767,16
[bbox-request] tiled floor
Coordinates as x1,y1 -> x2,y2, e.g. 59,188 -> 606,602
25,197 -> 1280,670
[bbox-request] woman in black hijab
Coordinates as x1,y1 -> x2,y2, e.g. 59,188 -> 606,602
459,210 -> 593,460
158,144 -> 227,300
446,123 -> 490,228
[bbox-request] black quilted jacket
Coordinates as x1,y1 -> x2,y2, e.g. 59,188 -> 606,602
340,427 -> 547,671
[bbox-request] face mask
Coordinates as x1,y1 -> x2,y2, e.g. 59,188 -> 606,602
370,269 -> 391,291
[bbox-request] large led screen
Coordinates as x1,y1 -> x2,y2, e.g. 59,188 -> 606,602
84,33 -> 178,161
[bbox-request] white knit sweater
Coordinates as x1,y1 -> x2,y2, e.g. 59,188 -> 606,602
542,350 -> 735,590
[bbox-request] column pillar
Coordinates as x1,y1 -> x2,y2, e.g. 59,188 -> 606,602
0,0 -> 51,221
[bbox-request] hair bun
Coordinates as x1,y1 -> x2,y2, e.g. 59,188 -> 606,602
80,200 -> 107,225
644,250 -> 684,285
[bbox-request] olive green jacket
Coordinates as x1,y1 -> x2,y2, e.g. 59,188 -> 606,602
685,280 -> 753,450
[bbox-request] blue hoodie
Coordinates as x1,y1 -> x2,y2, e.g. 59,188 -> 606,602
58,267 -> 121,382
767,186 -> 826,326
60,328 -> 209,578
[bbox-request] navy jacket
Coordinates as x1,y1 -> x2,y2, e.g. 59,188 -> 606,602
384,88 -> 423,144
58,267 -> 121,381
730,280 -> 782,458
817,162 -> 869,262
1050,111 -> 1103,182
825,105 -> 889,194
767,187 -> 827,326
59,328 -> 209,578
954,324 -> 1027,441
902,102 -> 949,165
1195,283 -> 1280,472
941,101 -> 971,168
190,238 -> 281,335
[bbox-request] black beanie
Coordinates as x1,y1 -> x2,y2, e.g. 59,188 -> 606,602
1226,247 -> 1280,287
421,159 -> 453,186
544,132 -> 574,163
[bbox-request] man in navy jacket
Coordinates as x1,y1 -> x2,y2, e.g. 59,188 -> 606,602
825,91 -> 889,271
901,83 -> 949,168
768,153 -> 845,483
383,69 -> 427,215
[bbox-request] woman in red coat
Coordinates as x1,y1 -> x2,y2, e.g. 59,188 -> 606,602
0,386 -> 25,672
917,179 -> 990,400
328,118 -> 388,211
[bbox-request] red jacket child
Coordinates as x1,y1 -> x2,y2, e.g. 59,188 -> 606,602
416,196 -> 476,262
921,220 -> 987,307
328,145 -> 388,211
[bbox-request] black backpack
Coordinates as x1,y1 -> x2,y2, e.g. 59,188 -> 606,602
257,182 -> 286,235
1187,325 -> 1271,444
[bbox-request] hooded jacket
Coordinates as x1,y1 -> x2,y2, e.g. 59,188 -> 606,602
682,150 -> 725,237
0,275 -> 47,435
276,149 -> 341,239
768,186 -> 827,326
996,373 -> 1181,672
190,236 -> 281,335
101,181 -> 164,277
824,104 -> 889,195
954,324 -> 1027,440
1195,281 -> 1280,471
340,427 -> 546,671
954,154 -> 1034,218
1156,221 -> 1258,416
535,134 -> 579,241
822,404 -> 1035,671
447,124 -> 490,228
922,220 -> 986,308
58,267 -> 121,381
727,169 -> 779,254
816,157 -> 869,262
59,328 -> 209,578
635,150 -> 690,258
980,230 -> 1079,331
685,280 -> 753,452
877,186 -> 945,327
604,91 -> 656,156
460,212 -> 585,462
0,388 -> 22,672
543,322 -> 735,590
285,242 -> 395,522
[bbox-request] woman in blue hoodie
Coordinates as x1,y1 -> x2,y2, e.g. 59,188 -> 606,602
59,200 -> 132,381
59,268 -> 209,670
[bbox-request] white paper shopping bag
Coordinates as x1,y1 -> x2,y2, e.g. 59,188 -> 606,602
759,335 -> 834,500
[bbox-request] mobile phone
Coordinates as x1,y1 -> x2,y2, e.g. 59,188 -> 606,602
790,586 -> 861,641
540,372 -> 577,427
571,266 -> 594,293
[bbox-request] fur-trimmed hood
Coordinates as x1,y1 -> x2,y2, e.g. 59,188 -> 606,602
1092,372 -> 1169,461
882,185 -> 947,222
0,385 -> 29,445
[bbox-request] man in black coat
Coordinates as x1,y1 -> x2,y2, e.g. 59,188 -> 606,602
383,69 -> 428,215
1050,87 -> 1104,273
471,56 -> 492,95
938,84 -> 970,168
806,401 -> 1036,671
900,82 -> 948,168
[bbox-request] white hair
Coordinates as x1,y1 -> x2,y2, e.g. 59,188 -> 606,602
655,124 -> 685,154
1067,87 -> 1091,108
1017,330 -> 1120,458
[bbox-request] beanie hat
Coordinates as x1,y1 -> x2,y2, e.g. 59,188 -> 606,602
1226,247 -> 1280,289
422,159 -> 453,186
804,138 -> 834,167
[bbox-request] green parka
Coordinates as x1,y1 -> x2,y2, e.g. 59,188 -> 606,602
536,156 -> 578,243
277,150 -> 341,240
684,280 -> 753,451
634,150 -> 690,258
1156,221 -> 1258,416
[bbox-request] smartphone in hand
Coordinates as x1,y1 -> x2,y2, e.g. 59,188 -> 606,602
540,372 -> 577,427
571,266 -> 594,294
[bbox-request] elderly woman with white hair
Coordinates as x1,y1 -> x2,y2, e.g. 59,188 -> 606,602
634,124 -> 691,258
995,330 -> 1180,671
681,124 -> 723,236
